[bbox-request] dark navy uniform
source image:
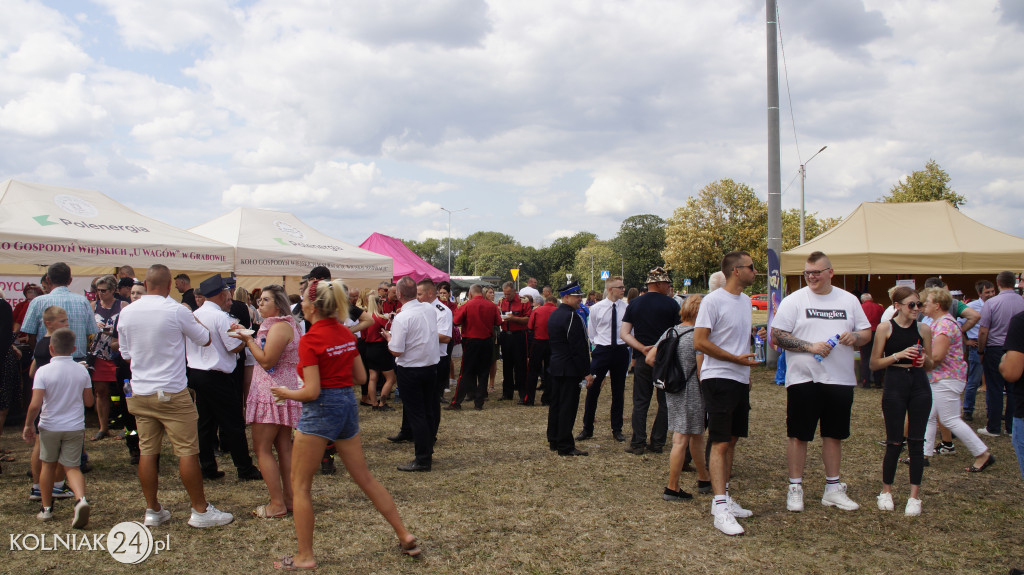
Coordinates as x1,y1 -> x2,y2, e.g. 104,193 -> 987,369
546,302 -> 591,454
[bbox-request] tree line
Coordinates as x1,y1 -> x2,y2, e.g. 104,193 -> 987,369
402,160 -> 962,294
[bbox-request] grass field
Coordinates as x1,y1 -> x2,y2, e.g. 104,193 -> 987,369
2,363 -> 1022,574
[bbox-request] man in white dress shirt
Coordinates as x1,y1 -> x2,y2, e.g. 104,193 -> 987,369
187,275 -> 261,482
384,276 -> 440,472
577,276 -> 630,442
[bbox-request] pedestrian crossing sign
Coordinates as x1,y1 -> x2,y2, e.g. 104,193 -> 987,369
600,270 -> 609,280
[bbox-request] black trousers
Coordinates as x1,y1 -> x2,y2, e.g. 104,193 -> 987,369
188,368 -> 254,473
982,347 -> 1015,434
452,338 -> 490,408
881,366 -> 932,485
581,345 -> 630,434
629,361 -> 668,449
500,331 -> 528,400
396,364 -> 437,465
524,339 -> 550,405
402,356 -> 448,442
547,376 -> 582,454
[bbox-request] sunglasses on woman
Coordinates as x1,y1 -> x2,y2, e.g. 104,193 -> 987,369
900,301 -> 923,309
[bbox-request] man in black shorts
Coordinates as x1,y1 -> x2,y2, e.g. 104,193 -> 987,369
693,252 -> 760,536
771,251 -> 871,512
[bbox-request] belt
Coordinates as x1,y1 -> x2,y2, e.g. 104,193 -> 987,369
887,364 -> 915,371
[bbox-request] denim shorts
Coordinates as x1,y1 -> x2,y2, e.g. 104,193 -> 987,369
297,386 -> 360,441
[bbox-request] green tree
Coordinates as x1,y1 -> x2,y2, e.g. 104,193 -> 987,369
544,232 -> 597,288
662,179 -> 766,291
574,241 -> 619,294
780,209 -> 842,250
881,159 -> 966,208
611,214 -> 666,289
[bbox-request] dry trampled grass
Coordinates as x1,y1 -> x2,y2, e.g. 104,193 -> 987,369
2,364 -> 1022,574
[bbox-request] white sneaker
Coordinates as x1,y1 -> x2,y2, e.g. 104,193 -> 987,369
188,503 -> 234,528
72,498 -> 90,529
713,510 -> 745,536
786,484 -> 804,512
726,495 -> 753,518
904,497 -> 922,517
821,483 -> 860,510
876,492 -> 894,511
37,506 -> 53,521
976,427 -> 1001,437
144,507 -> 172,527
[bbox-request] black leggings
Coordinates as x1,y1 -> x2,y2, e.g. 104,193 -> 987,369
881,367 -> 932,486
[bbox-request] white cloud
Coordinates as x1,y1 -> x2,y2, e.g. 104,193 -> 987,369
93,0 -> 240,53
402,200 -> 442,218
583,173 -> 665,217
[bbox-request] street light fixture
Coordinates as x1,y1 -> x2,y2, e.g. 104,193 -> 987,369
799,145 -> 828,245
442,205 -> 468,276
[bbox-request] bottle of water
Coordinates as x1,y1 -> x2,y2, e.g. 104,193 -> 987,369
814,334 -> 841,362
754,335 -> 765,363
122,378 -> 132,398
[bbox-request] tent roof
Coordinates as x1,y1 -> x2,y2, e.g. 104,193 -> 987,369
0,180 -> 233,271
190,207 -> 391,279
358,233 -> 449,283
781,201 -> 1024,275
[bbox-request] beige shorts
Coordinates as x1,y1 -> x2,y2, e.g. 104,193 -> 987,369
126,389 -> 200,457
38,428 -> 85,468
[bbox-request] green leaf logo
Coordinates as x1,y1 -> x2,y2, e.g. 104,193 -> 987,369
273,237 -> 288,245
34,215 -> 57,226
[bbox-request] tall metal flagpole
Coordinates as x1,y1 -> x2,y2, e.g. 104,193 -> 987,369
765,0 -> 783,368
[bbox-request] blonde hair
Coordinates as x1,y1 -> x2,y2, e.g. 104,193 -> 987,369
921,287 -> 952,312
308,279 -> 349,321
43,305 -> 67,323
680,294 -> 702,324
367,293 -> 384,317
234,287 -> 251,306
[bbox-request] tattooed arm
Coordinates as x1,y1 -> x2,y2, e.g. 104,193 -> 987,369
771,327 -> 834,357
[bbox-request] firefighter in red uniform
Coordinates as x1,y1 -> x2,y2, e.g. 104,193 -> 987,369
526,295 -> 558,405
447,283 -> 503,410
499,281 -> 533,402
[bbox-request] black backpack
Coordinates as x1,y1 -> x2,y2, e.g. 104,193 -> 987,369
653,326 -> 694,394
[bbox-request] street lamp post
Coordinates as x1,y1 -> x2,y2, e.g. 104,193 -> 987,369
799,145 -> 828,244
442,205 -> 468,276
581,250 -> 595,292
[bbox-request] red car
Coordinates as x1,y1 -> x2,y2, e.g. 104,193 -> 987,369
750,294 -> 768,311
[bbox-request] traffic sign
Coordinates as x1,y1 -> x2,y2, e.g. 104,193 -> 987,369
684,278 -> 691,286
600,270 -> 610,280
510,268 -> 520,281
566,273 -> 572,281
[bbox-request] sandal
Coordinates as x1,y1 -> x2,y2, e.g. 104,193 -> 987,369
252,505 -> 287,519
965,454 -> 995,473
399,537 -> 422,558
274,555 -> 316,571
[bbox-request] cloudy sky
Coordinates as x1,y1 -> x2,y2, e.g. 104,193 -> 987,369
2,0 -> 1022,250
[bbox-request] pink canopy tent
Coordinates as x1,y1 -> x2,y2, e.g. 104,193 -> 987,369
359,232 -> 449,283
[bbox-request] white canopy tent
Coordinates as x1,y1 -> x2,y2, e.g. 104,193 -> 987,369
190,207 -> 392,292
0,180 -> 234,275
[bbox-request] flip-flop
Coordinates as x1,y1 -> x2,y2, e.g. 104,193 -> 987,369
274,555 -> 316,571
253,505 -> 287,519
965,454 -> 995,473
399,537 -> 422,558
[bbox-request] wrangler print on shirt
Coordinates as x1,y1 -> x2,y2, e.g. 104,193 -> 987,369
805,309 -> 848,320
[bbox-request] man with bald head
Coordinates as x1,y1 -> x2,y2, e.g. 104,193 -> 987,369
117,264 -> 234,528
448,284 -> 502,410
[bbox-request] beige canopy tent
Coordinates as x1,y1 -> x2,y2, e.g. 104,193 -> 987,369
781,201 -> 1024,275
0,179 -> 234,276
190,207 -> 392,293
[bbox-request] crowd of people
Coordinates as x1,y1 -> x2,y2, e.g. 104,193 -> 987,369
1,252 -> 1023,565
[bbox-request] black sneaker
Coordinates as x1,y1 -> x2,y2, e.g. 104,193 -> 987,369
697,480 -> 713,494
935,442 -> 956,455
237,467 -> 263,481
321,456 -> 336,475
662,487 -> 693,501
624,445 -> 646,455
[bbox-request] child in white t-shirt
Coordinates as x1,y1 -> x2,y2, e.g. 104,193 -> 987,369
22,327 -> 94,528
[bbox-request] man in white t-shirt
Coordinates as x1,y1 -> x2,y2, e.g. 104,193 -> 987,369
117,264 -> 233,529
694,251 -> 760,536
519,277 -> 543,306
771,251 -> 871,514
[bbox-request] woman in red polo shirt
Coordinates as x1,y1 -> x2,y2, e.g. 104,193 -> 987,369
271,279 -> 419,570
